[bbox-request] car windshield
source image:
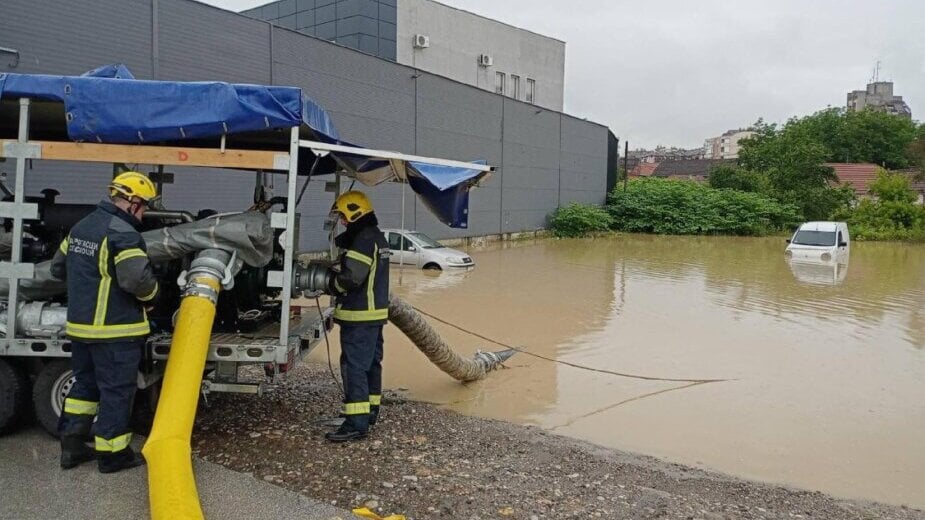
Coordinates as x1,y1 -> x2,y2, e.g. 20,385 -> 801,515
408,232 -> 444,249
792,230 -> 836,246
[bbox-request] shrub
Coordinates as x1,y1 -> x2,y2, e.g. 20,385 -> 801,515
835,202 -> 925,243
606,178 -> 801,236
833,169 -> 925,241
549,203 -> 614,237
868,168 -> 918,203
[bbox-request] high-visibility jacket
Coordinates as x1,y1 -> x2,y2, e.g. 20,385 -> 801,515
330,219 -> 390,325
50,200 -> 159,342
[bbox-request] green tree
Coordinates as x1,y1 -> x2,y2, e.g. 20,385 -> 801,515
708,164 -> 771,194
738,125 -> 835,188
838,109 -> 919,168
737,123 -> 845,220
908,133 -> 925,177
779,107 -> 920,168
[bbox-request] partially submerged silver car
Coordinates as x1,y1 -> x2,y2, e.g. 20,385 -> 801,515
382,229 -> 475,270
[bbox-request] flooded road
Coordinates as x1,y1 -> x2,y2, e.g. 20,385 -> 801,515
309,235 -> 925,507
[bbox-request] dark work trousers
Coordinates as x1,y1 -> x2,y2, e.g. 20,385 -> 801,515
339,324 -> 384,431
59,340 -> 142,452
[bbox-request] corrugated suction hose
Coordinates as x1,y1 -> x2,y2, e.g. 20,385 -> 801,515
387,293 -> 515,382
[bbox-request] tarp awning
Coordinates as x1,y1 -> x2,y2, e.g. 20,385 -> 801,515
0,65 -> 491,228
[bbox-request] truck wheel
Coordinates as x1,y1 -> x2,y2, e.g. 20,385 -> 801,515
32,360 -> 74,437
0,358 -> 31,435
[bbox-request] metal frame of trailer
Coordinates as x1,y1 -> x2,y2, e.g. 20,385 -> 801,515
0,97 -> 491,398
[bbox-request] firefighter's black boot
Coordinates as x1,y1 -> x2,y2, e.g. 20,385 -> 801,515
325,413 -> 368,442
325,423 -> 368,442
98,446 -> 145,474
60,435 -> 96,469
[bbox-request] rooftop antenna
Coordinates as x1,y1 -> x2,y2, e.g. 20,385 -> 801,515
871,60 -> 881,83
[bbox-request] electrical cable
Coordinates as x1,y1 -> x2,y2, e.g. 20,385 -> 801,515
409,304 -> 733,384
314,295 -> 343,392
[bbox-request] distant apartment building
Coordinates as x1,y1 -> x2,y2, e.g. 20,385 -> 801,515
703,129 -> 755,160
628,146 -> 704,163
846,81 -> 912,118
242,0 -> 565,111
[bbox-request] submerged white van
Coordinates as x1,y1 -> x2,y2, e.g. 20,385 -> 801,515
785,221 -> 850,262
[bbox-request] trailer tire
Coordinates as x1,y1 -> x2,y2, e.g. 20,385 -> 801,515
32,360 -> 74,437
130,382 -> 160,436
0,358 -> 32,435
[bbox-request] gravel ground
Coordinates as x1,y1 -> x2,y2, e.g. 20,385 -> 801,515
193,364 -> 924,520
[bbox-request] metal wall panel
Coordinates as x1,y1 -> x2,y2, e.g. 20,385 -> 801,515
271,28 -> 415,250
0,0 -> 154,231
0,0 -> 153,78
157,0 -> 271,83
559,115 -> 609,205
21,162 -> 114,204
413,74 -> 503,239
500,99 -> 561,232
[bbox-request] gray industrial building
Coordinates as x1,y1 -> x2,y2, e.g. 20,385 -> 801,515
243,0 -> 399,60
0,0 -> 614,252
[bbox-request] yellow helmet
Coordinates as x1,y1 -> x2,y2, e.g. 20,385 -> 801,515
332,191 -> 374,223
109,171 -> 158,203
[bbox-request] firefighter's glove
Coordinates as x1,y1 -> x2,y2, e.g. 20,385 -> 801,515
326,267 -> 342,296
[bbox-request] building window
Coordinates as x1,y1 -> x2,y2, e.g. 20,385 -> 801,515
526,79 -> 535,103
496,72 -> 506,95
511,75 -> 521,100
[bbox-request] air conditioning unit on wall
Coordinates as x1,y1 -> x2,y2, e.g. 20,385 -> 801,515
478,54 -> 493,67
413,34 -> 430,48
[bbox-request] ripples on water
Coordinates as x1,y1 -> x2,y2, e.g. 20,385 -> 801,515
597,236 -> 925,349
384,234 -> 925,506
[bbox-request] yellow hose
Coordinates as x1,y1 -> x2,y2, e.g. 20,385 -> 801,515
143,276 -> 221,520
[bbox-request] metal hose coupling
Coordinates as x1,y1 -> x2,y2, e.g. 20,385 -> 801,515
292,260 -> 334,296
474,349 -> 517,369
177,249 -> 238,304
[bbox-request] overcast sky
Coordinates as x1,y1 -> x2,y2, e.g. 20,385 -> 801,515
202,0 -> 924,149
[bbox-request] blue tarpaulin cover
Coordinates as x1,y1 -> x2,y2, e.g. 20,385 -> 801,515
0,66 -> 489,228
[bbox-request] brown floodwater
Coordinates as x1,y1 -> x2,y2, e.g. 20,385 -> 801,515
308,235 -> 925,507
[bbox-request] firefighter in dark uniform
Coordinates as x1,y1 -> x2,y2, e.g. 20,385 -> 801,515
51,171 -> 160,473
325,191 -> 390,442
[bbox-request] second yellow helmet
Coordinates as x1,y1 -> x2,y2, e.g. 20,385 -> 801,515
333,191 -> 374,223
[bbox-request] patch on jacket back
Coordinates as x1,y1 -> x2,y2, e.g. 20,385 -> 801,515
70,237 -> 100,257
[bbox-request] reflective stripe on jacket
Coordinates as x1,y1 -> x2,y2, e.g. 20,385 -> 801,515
51,200 -> 159,342
331,224 -> 390,325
